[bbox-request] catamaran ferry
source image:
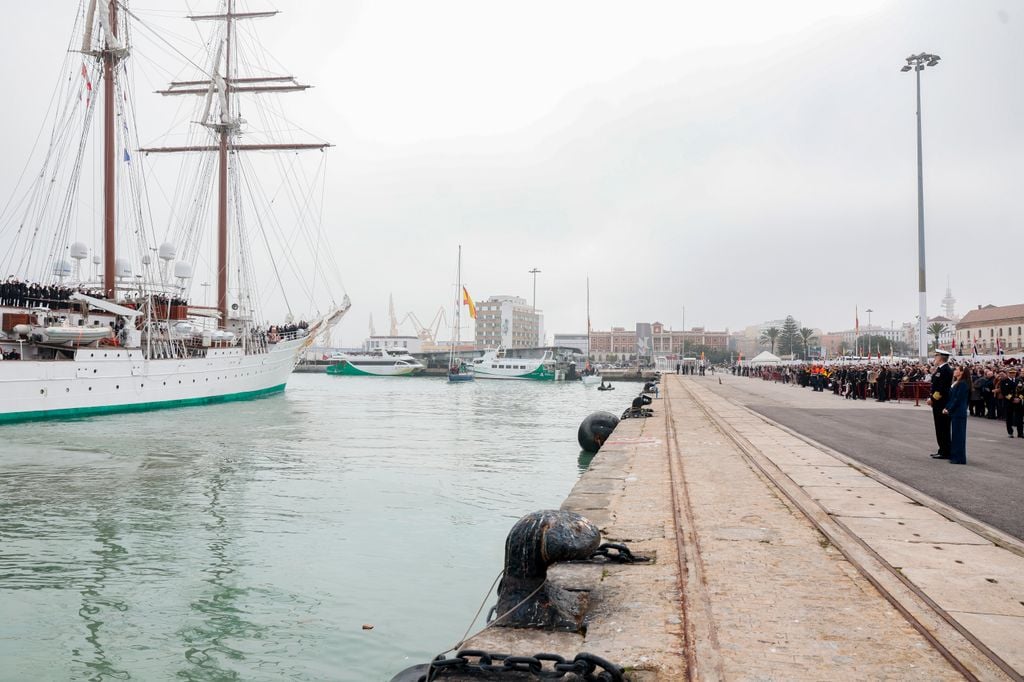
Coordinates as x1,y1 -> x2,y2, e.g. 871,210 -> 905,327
470,348 -> 559,381
326,349 -> 425,377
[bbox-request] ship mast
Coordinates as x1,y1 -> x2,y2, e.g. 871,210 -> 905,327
586,276 -> 591,368
218,0 -> 233,329
102,0 -> 121,299
140,2 -> 330,327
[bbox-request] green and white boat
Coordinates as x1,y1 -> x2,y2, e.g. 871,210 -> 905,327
470,348 -> 559,381
327,349 -> 425,377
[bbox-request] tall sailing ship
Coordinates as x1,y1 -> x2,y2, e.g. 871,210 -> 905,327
0,1 -> 350,423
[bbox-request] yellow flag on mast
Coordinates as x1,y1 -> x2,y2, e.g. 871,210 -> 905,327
462,287 -> 477,319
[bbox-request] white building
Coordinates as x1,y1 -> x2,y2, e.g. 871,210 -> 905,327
475,295 -> 544,349
553,333 -> 589,357
364,335 -> 423,353
837,325 -> 906,348
955,304 -> 1024,354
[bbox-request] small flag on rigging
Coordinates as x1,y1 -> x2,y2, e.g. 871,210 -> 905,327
80,62 -> 92,106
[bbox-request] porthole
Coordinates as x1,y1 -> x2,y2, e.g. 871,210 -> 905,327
115,385 -> 119,390
65,388 -> 70,392
39,389 -> 44,395
88,387 -> 92,391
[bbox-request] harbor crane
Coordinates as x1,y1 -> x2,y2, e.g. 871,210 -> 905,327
388,294 -> 399,337
400,307 -> 448,345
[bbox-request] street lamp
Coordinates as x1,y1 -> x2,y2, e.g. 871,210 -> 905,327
901,52 -> 941,360
528,268 -> 541,311
866,308 -> 874,355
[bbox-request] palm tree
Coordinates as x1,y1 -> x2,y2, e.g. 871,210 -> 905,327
927,322 -> 947,350
798,327 -> 817,359
760,327 -> 780,354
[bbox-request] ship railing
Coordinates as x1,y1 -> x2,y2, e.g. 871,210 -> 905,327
268,329 -> 308,343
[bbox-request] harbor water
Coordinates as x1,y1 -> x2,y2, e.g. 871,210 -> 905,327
0,374 -> 631,681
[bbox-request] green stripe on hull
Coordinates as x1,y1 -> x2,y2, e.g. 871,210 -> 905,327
526,365 -> 557,381
325,362 -> 418,376
0,383 -> 287,425
326,362 -> 373,376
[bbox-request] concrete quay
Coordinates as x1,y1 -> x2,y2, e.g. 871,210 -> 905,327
454,374 -> 1023,680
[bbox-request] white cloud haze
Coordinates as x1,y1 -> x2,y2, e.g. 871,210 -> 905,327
2,1 -> 1021,344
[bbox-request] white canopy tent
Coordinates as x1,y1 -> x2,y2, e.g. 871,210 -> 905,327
749,350 -> 782,366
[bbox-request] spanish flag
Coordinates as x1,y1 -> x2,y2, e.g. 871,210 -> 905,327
462,287 -> 476,319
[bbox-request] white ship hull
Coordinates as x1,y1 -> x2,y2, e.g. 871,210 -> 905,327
327,360 -> 424,377
470,351 -> 558,381
326,349 -> 424,377
0,338 -> 304,424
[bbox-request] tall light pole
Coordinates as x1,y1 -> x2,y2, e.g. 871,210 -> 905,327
528,268 -> 541,311
866,308 -> 874,355
901,52 -> 940,360
681,305 -> 686,356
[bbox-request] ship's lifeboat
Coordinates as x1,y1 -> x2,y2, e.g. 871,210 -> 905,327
32,326 -> 113,346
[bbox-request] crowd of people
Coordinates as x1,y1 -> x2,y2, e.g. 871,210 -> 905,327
0,279 -> 103,309
266,321 -> 308,342
733,353 -> 1024,459
1,278 -> 189,311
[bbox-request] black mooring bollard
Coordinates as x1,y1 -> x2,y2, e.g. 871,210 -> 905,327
577,411 -> 619,453
389,663 -> 429,682
493,510 -> 601,631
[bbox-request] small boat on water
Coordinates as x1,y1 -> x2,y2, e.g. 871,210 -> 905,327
471,348 -> 558,381
580,277 -> 602,386
327,348 -> 425,377
447,245 -> 474,383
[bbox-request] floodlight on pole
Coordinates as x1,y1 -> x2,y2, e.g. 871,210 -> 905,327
866,308 -> 874,355
901,51 -> 940,360
528,268 -> 541,312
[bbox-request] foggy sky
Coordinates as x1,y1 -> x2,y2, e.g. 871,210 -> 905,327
2,1 -> 1021,344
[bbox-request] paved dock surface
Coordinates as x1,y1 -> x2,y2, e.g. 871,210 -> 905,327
704,372 -> 1024,540
456,373 -> 1023,680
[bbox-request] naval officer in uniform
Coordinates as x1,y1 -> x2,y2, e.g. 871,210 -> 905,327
927,349 -> 954,459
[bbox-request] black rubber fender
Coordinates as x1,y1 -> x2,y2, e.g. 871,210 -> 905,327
577,411 -> 619,453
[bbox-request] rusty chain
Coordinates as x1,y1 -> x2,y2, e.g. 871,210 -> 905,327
427,649 -> 624,681
588,542 -> 649,564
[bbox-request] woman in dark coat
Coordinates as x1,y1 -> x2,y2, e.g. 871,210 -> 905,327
943,365 -> 970,465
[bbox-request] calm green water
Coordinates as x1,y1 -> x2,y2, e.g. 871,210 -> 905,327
0,374 -> 630,681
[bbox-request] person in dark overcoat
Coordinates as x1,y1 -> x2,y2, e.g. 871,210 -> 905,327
1002,367 -> 1023,438
928,349 -> 954,459
943,365 -> 970,465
